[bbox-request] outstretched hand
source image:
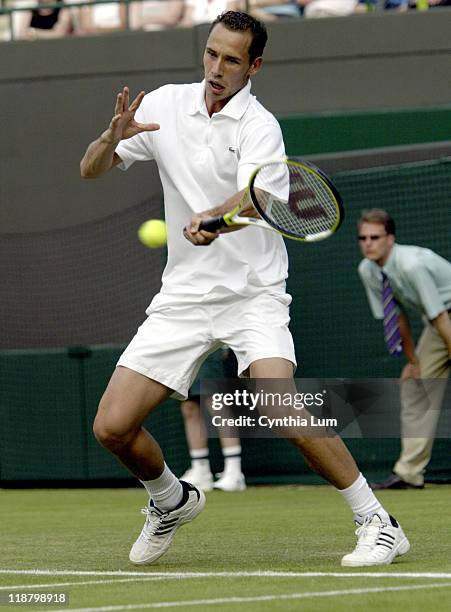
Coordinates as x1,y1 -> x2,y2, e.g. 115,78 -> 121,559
102,87 -> 160,144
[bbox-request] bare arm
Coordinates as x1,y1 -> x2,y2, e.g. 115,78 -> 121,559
80,87 -> 160,179
18,8 -> 72,40
131,0 -> 184,29
153,0 -> 185,26
179,5 -> 194,27
399,311 -> 420,380
16,10 -> 33,39
249,0 -> 288,7
75,3 -> 126,34
80,135 -> 123,179
34,8 -> 72,38
200,189 -> 255,220
431,310 -> 451,358
399,309 -> 451,379
399,311 -> 418,365
183,189 -> 259,246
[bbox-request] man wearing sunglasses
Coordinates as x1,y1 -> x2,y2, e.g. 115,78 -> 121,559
357,208 -> 451,490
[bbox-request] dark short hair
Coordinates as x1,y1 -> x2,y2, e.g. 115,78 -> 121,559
209,11 -> 268,64
357,208 -> 396,236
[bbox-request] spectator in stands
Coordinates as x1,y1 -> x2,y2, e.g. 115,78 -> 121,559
16,0 -> 72,40
357,208 -> 451,489
72,0 -> 126,35
129,0 -> 184,30
297,0 -> 358,17
181,0 -> 243,27
248,1 -> 301,20
355,0 -> 409,11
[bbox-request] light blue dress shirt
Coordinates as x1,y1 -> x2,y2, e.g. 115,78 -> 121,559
358,243 -> 451,321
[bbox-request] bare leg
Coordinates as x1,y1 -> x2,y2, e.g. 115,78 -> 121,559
93,366 -> 173,480
180,399 -> 208,450
249,358 -> 359,489
181,398 -> 241,450
249,359 -> 407,567
221,437 -> 241,448
179,398 -> 214,490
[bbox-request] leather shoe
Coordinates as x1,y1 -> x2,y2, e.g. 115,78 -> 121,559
370,473 -> 424,490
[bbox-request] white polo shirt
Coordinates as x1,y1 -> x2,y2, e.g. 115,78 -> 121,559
358,243 -> 451,321
116,80 -> 288,298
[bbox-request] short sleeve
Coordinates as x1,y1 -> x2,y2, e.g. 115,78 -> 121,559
404,263 -> 447,320
237,121 -> 285,190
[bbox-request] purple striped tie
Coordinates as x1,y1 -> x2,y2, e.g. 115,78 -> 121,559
382,272 -> 403,355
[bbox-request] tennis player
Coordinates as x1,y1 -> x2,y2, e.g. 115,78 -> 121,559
358,208 -> 451,489
80,11 -> 408,567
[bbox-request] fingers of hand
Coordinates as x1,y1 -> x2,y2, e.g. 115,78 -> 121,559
114,92 -> 123,116
129,90 -> 146,112
114,89 -> 156,136
409,364 -> 420,378
401,363 -> 420,381
115,87 -> 130,116
188,218 -> 200,233
183,226 -> 219,246
135,122 -> 160,133
198,229 -> 219,244
123,86 -> 129,110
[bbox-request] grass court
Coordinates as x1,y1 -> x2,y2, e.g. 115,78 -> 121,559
1,485 -> 451,611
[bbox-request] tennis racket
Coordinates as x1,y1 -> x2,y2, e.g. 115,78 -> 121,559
199,158 -> 344,242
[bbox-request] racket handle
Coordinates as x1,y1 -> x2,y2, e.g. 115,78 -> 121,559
198,216 -> 227,232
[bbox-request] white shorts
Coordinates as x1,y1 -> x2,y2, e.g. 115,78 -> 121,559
117,291 -> 297,399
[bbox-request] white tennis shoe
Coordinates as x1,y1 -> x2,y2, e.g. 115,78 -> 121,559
341,513 -> 410,567
213,472 -> 246,492
179,467 -> 214,492
129,480 -> 206,565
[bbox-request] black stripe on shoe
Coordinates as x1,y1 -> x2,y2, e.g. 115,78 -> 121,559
148,502 -> 164,515
377,542 -> 393,550
160,519 -> 178,528
378,537 -> 395,547
389,515 -> 399,528
179,479 -> 201,503
155,526 -> 179,535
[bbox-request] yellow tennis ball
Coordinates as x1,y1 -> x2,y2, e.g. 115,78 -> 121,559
137,219 -> 167,248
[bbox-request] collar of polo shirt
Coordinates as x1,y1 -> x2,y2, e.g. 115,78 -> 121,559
187,79 -> 252,120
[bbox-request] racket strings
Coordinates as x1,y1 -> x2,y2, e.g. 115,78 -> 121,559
253,163 -> 340,238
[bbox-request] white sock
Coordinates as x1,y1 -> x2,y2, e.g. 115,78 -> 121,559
337,473 -> 390,522
190,448 -> 211,474
222,445 -> 242,475
140,463 -> 183,511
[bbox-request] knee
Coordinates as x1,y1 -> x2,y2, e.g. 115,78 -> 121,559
93,409 -> 134,454
181,399 -> 201,420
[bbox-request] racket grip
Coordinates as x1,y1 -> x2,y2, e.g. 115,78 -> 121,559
198,216 -> 227,232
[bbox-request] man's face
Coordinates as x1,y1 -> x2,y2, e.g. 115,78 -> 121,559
203,23 -> 262,115
358,222 -> 395,266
